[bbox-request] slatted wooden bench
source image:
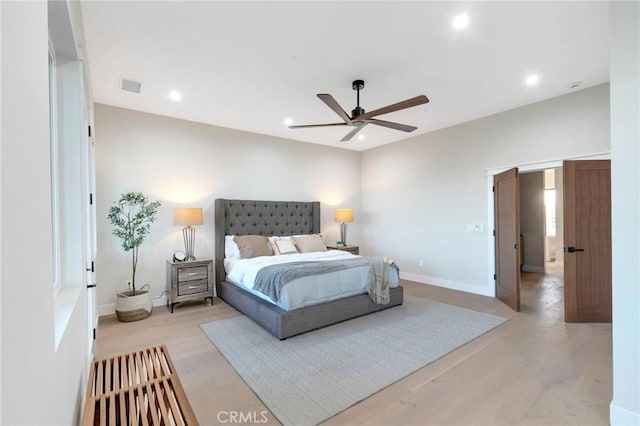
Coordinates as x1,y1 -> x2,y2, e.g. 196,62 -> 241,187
82,344 -> 198,426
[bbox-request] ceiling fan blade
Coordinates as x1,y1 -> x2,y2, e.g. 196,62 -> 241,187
341,124 -> 367,142
359,95 -> 429,120
366,118 -> 417,132
289,122 -> 348,129
317,94 -> 353,125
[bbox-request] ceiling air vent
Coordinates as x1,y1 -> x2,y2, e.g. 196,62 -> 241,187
121,78 -> 142,94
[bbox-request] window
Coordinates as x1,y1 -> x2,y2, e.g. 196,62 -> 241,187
544,189 -> 556,236
49,44 -> 60,287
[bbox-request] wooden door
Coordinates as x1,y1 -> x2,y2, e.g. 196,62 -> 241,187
494,168 -> 521,311
563,160 -> 611,322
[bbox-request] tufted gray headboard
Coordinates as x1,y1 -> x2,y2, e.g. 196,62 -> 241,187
214,199 -> 321,286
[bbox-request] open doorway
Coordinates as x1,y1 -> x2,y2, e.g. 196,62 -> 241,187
489,154 -> 611,321
518,168 -> 564,275
543,168 -> 563,276
518,168 -> 564,312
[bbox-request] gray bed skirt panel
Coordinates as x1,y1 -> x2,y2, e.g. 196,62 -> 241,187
217,281 -> 404,340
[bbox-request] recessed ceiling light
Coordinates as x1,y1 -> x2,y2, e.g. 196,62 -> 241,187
358,135 -> 365,141
569,81 -> 583,89
169,90 -> 182,101
525,74 -> 540,86
284,118 -> 293,126
452,13 -> 469,30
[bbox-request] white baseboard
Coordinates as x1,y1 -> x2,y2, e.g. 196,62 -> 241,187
521,264 -> 545,273
98,294 -> 168,317
400,272 -> 494,297
610,403 -> 640,425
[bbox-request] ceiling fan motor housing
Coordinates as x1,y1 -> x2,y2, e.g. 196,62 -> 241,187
352,106 -> 365,118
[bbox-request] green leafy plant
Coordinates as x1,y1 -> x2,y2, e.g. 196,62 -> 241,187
108,192 -> 161,295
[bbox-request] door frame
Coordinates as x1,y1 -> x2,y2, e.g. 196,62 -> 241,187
485,152 -> 609,296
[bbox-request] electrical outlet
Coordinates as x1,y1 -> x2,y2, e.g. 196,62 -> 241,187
467,223 -> 485,233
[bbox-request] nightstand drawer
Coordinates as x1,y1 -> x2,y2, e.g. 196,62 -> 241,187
178,279 -> 209,296
178,266 -> 208,282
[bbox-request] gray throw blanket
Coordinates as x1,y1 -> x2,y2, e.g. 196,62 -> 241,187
253,256 -> 398,305
366,256 -> 399,305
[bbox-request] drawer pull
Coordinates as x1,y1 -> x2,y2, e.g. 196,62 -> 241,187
188,286 -> 198,289
187,272 -> 200,276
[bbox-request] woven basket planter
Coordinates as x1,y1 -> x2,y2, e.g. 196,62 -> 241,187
115,290 -> 152,322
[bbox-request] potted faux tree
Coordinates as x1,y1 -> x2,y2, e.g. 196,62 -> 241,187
108,191 -> 162,322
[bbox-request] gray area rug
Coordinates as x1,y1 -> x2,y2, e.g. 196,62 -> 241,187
200,296 -> 506,426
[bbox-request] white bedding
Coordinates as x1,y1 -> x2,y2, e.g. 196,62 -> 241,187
225,250 -> 399,311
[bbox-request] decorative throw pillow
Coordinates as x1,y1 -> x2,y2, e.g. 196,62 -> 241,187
233,235 -> 272,259
268,236 -> 292,255
274,238 -> 298,255
292,234 -> 327,253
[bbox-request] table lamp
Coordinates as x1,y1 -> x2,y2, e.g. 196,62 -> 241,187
174,207 -> 203,260
334,209 -> 354,246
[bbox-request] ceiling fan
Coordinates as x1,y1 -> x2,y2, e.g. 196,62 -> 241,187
289,79 -> 429,142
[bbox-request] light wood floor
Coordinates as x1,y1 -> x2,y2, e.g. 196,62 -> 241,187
97,266 -> 612,425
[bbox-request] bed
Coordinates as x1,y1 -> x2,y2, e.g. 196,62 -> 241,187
214,199 -> 404,339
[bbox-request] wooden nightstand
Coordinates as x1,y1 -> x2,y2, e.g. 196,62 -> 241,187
166,258 -> 214,312
327,245 -> 359,255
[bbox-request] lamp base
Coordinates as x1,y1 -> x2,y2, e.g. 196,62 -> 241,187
183,226 -> 196,260
340,222 -> 348,246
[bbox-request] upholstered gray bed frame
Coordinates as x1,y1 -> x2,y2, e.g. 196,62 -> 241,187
214,198 -> 403,339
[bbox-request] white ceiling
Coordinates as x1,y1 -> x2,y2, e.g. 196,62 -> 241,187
80,1 -> 609,151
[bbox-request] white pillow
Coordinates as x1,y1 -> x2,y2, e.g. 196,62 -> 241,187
225,235 -> 240,259
269,236 -> 292,255
274,239 -> 298,255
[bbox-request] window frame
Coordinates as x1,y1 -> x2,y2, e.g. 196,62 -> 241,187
49,41 -> 61,289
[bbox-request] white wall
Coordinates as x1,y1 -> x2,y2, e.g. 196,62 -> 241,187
1,1 -> 89,424
610,2 -> 640,424
361,84 -> 610,296
95,104 -> 362,314
519,171 -> 545,272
